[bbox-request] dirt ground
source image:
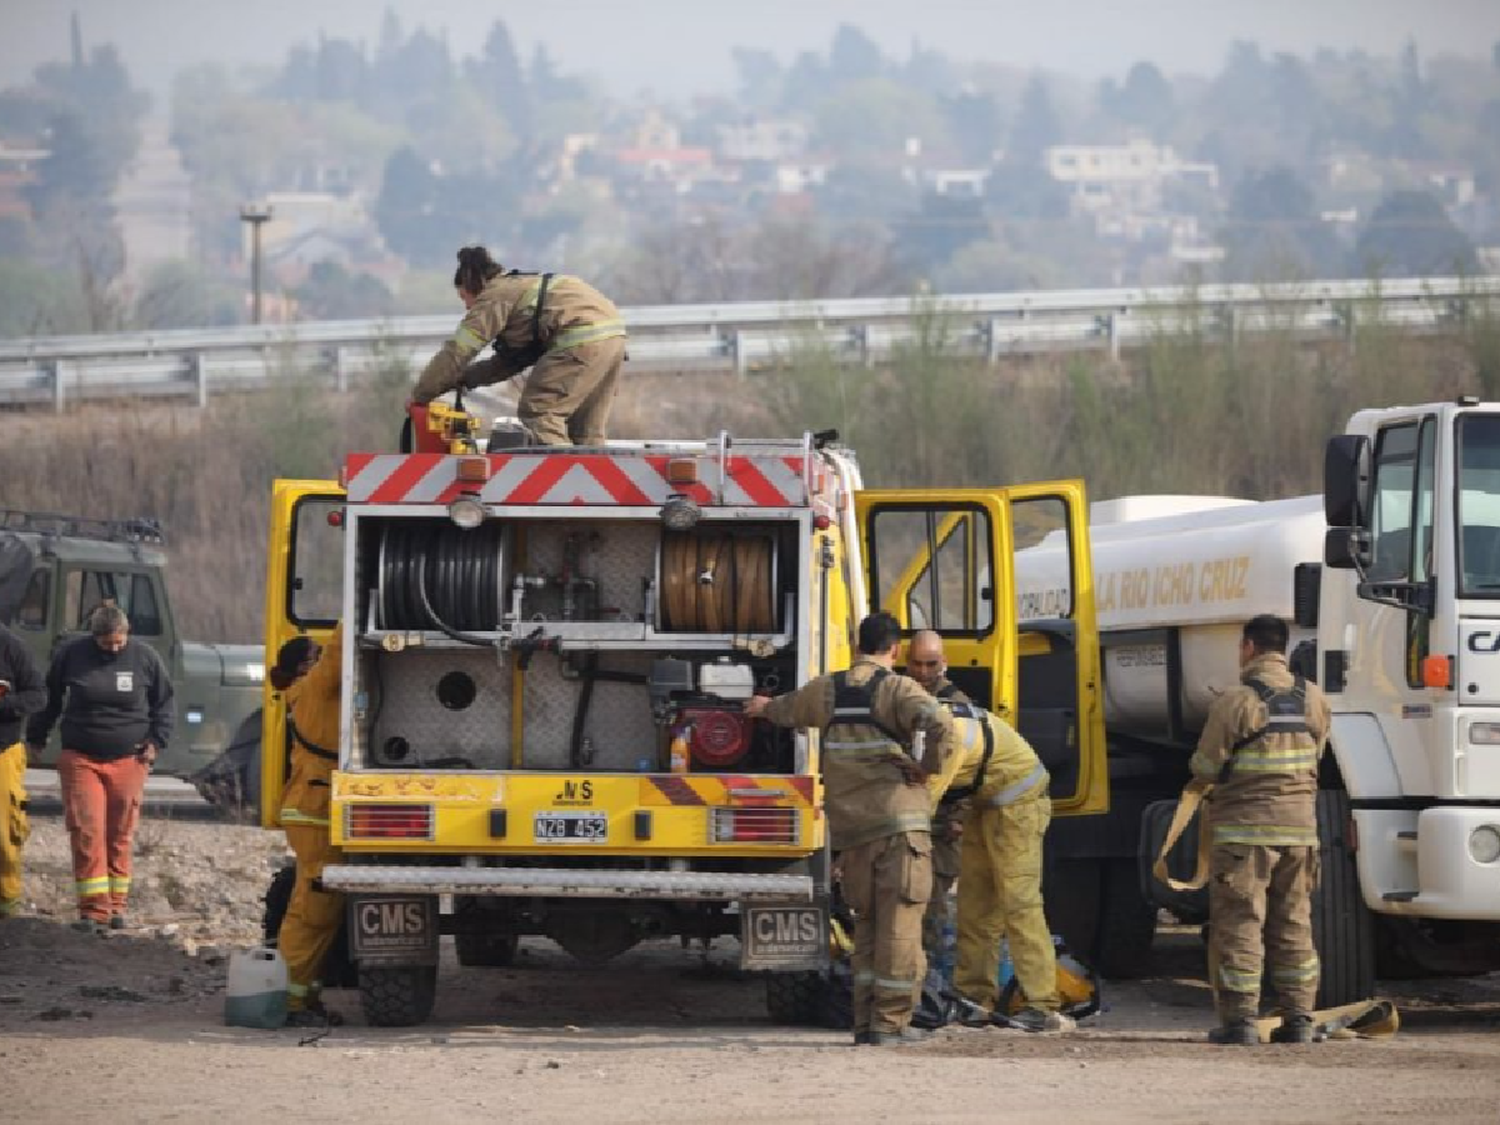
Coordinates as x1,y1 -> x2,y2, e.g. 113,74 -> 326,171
4,815 -> 1500,1124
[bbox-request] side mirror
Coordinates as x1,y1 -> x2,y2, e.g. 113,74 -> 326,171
1324,526 -> 1371,570
1325,434 -> 1369,528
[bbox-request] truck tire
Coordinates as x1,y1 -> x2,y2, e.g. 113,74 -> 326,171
359,965 -> 438,1027
1312,788 -> 1376,1008
1047,857 -> 1156,979
453,897 -> 520,967
765,971 -> 827,1026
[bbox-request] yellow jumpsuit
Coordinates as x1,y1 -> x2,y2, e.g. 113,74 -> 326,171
928,707 -> 1060,1014
411,272 -> 627,446
0,741 -> 29,916
279,623 -> 344,1012
1,628 -> 46,917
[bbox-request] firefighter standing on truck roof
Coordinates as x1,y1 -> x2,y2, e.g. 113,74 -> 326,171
926,697 -> 1073,1032
272,624 -> 346,1028
904,630 -> 969,967
745,612 -> 958,1047
0,622 -> 46,918
1192,614 -> 1330,1046
410,245 -> 627,447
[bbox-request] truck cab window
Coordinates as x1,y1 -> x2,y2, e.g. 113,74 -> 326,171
1458,414 -> 1500,597
289,498 -> 345,626
62,570 -> 163,635
868,505 -> 994,634
14,570 -> 49,631
1368,422 -> 1418,582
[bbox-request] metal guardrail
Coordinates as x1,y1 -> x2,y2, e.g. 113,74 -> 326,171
1,277 -> 1496,409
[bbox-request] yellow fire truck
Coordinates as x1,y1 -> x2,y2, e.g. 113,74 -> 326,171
261,410 -> 1106,1025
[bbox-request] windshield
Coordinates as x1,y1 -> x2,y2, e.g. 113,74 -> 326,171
1458,414 -> 1500,597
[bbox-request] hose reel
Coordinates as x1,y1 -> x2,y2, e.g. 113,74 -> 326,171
377,521 -> 506,632
660,532 -> 776,633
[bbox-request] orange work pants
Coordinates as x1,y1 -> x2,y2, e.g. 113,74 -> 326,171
58,749 -> 148,922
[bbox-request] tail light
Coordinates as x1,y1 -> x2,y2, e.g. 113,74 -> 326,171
345,803 -> 434,840
711,806 -> 799,844
681,707 -> 751,768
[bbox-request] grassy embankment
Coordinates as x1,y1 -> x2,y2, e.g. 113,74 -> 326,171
4,296 -> 1499,643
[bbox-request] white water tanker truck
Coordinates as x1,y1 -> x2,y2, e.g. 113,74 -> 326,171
1018,398 -> 1500,1006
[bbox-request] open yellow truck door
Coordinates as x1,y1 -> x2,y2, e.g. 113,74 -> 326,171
854,483 -> 1107,815
259,481 -> 345,829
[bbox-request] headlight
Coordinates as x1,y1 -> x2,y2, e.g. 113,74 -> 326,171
660,495 -> 701,531
1469,722 -> 1500,745
447,493 -> 487,530
1469,825 -> 1500,864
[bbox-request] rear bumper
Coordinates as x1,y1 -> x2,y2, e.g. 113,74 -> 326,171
321,864 -> 814,902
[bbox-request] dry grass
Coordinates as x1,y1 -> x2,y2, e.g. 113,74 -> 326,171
1,316 -> 1493,644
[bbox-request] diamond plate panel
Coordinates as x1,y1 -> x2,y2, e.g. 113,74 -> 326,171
369,649 -> 512,769
521,653 -> 658,770
516,520 -> 659,625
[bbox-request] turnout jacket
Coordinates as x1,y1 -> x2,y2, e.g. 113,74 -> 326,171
928,705 -> 1049,811
1189,652 -> 1331,847
759,658 -> 958,850
0,624 -> 46,748
280,622 -> 343,828
412,272 -> 626,404
28,636 -> 173,760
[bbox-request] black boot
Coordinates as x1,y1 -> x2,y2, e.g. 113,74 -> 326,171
1207,1018 -> 1258,1046
1270,1013 -> 1316,1044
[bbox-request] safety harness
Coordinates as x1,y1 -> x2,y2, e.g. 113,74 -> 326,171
491,270 -> 554,371
1218,676 -> 1311,783
825,668 -> 908,751
288,716 -> 337,762
1155,676 -> 1316,892
939,700 -> 995,802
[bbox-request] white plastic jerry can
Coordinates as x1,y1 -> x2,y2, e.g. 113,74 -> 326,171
225,946 -> 290,1029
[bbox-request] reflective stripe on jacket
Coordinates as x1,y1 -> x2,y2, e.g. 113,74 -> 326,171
413,272 -> 625,403
759,658 -> 957,850
928,707 -> 1048,811
1190,653 -> 1330,847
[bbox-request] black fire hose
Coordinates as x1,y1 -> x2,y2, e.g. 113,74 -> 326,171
567,658 -> 649,768
381,522 -> 504,641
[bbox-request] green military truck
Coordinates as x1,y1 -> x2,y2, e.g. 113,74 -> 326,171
0,510 -> 264,805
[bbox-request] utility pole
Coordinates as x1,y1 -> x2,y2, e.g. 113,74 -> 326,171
239,202 -> 273,325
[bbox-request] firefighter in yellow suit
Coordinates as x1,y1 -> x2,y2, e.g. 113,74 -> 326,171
411,245 -> 627,447
1,624 -> 47,918
271,622 -> 345,1027
928,702 -> 1074,1033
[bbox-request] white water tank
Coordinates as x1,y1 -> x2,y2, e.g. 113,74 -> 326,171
1017,494 -> 1325,735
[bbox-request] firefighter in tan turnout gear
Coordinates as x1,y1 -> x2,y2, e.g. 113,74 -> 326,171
745,613 -> 958,1046
412,245 -> 627,447
927,698 -> 1072,1032
1192,615 -> 1331,1046
904,631 -> 969,964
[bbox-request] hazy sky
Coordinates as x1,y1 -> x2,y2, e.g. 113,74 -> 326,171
3,0 -> 1499,100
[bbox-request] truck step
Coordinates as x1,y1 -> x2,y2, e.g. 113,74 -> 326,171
1382,890 -> 1419,902
322,864 -> 814,902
